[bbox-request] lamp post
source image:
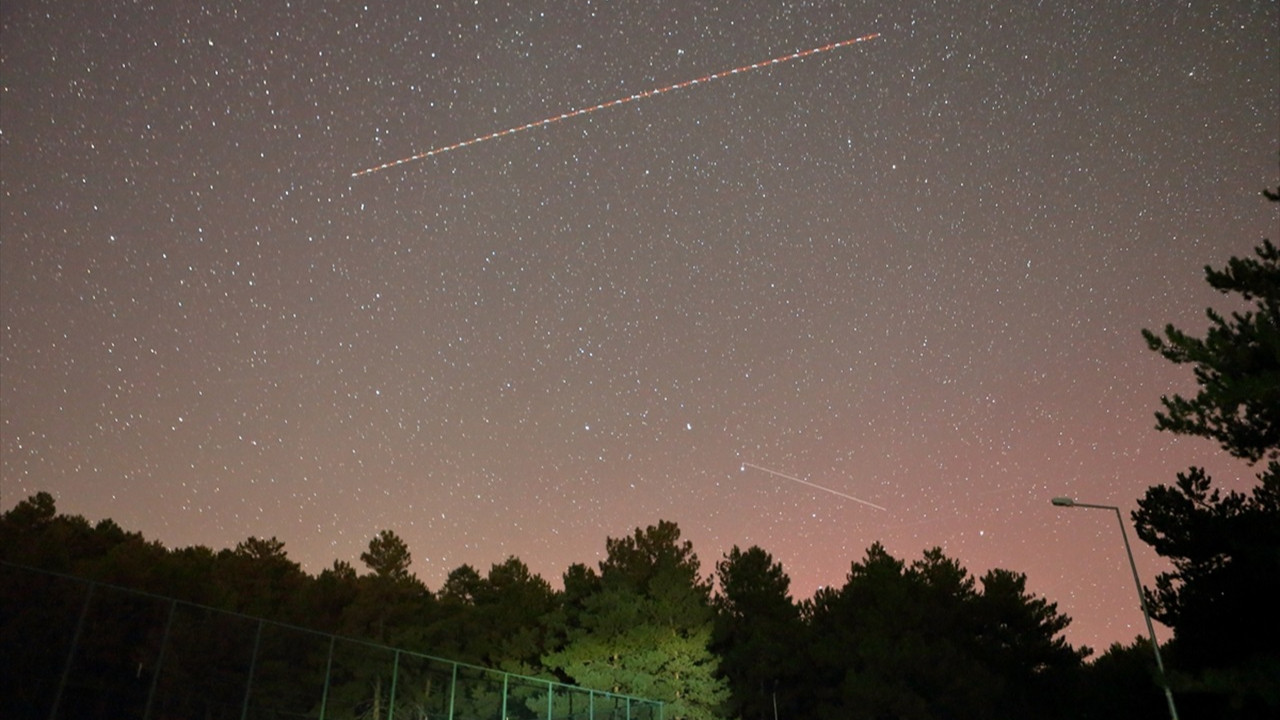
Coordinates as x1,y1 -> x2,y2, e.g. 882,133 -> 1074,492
1051,497 -> 1180,720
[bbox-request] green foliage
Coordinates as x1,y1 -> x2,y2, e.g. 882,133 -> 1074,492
424,557 -> 558,670
544,521 -> 729,720
4,496 -> 1122,718
544,586 -> 728,720
599,519 -> 710,600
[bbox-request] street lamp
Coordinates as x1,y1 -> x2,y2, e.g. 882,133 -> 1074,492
1051,497 -> 1180,720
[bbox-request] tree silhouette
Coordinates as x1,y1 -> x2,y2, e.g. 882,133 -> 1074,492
1134,184 -> 1280,716
360,529 -> 413,581
711,545 -> 803,720
4,493 -> 1128,718
1074,638 -> 1174,720
1142,239 -> 1280,464
801,543 -> 1080,720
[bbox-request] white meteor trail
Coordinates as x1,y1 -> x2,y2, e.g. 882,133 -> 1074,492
741,462 -> 887,511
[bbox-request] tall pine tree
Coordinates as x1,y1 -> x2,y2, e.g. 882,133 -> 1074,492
1135,183 -> 1280,715
542,521 -> 729,720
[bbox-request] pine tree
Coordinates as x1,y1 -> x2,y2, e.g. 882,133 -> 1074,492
543,521 -> 730,720
712,545 -> 803,720
1134,184 -> 1280,716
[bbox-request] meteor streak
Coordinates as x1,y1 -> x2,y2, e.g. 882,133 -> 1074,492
352,33 -> 880,177
741,462 -> 887,511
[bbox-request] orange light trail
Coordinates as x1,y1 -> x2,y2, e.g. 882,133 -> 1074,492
352,33 -> 880,177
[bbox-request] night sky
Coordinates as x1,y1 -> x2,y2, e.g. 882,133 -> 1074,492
2,1 -> 1277,654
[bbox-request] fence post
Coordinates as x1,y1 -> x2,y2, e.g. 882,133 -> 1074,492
48,579 -> 93,720
319,635 -> 336,720
501,672 -> 509,720
143,599 -> 178,720
387,649 -> 400,720
447,662 -> 458,720
240,618 -> 264,720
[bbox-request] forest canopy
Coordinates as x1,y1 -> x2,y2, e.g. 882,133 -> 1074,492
4,491 -> 1173,720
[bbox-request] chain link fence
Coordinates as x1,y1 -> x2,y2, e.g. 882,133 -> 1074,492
1,563 -> 663,720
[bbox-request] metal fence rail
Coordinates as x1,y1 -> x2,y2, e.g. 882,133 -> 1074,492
1,562 -> 663,720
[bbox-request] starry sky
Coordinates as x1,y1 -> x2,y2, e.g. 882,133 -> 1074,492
2,0 -> 1277,654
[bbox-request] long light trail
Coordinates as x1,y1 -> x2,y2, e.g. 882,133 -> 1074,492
741,462 -> 887,511
352,33 -> 880,177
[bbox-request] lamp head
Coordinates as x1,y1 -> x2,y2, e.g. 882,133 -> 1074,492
1051,497 -> 1076,507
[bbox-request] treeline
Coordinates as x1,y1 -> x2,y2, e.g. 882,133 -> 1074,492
6,172 -> 1277,720
2,492 -> 1173,719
